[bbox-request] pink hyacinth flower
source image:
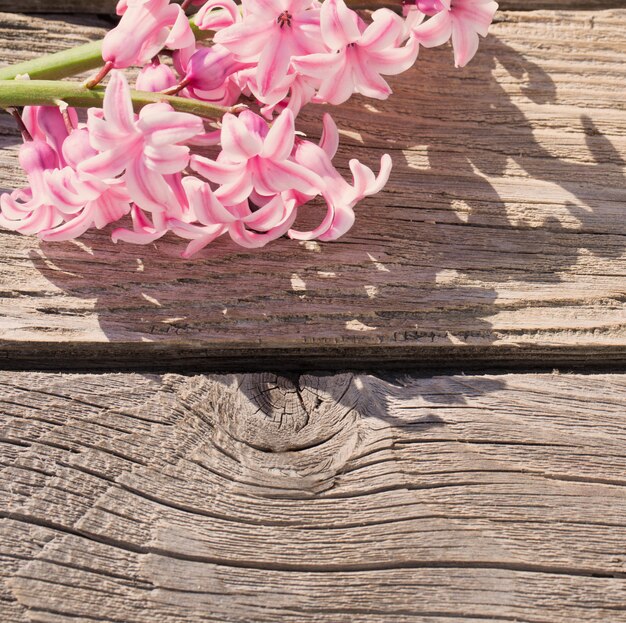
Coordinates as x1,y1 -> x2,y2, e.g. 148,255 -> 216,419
412,0 -> 498,67
0,106 -> 118,237
288,114 -> 392,241
191,108 -> 323,206
174,177 -> 298,256
292,0 -> 419,105
0,140 -> 65,235
39,128 -> 131,242
81,71 -> 204,215
214,0 -> 323,97
103,0 -> 195,69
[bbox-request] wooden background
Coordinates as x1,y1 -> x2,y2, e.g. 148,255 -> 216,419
0,1 -> 625,622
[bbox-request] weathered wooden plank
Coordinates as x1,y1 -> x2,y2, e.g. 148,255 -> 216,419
0,11 -> 624,370
2,0 -> 625,12
1,371 -> 626,622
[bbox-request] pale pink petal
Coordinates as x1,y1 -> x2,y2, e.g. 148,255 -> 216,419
144,144 -> 190,174
215,171 -> 255,205
351,50 -> 392,99
317,205 -> 356,241
183,176 -> 237,224
255,28 -> 292,96
241,194 -> 289,230
350,153 -> 392,196
451,16 -> 479,67
165,6 -> 195,49
413,10 -> 452,47
191,155 -> 244,184
229,219 -> 289,248
125,159 -> 177,213
367,37 -> 419,75
261,109 -> 295,161
195,0 -> 240,30
79,143 -> 136,179
181,231 -> 227,259
136,61 -> 178,92
220,112 -> 264,160
320,0 -> 362,50
241,0 -> 280,20
39,207 -> 97,241
138,103 -> 204,146
254,158 -> 323,196
214,19 -> 275,60
319,113 -> 339,159
359,9 -> 405,51
103,71 -> 136,133
288,199 -> 335,241
291,51 -> 343,80
315,55 -> 354,105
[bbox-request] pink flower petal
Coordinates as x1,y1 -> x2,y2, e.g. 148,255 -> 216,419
103,71 -> 136,134
220,112 -> 264,161
319,113 -> 339,159
320,0 -> 362,50
261,109 -> 295,161
413,10 -> 452,48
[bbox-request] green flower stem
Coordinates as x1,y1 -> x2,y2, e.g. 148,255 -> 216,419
0,41 -> 105,81
0,0 -> 395,83
0,80 -> 230,119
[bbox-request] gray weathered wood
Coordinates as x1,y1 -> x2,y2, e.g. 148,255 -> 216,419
0,11 -> 625,371
1,371 -> 626,622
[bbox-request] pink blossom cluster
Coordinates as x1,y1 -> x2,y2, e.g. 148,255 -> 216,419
1,72 -> 390,256
1,0 -> 498,256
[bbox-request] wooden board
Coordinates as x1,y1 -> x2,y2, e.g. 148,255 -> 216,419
1,371 -> 626,622
0,11 -> 625,371
2,0 -> 626,12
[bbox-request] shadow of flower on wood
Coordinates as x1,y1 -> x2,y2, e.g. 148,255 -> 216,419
17,31 -> 626,375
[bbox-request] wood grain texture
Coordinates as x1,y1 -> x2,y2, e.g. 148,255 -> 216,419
2,0 -> 626,12
0,12 -> 625,371
1,371 -> 626,622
